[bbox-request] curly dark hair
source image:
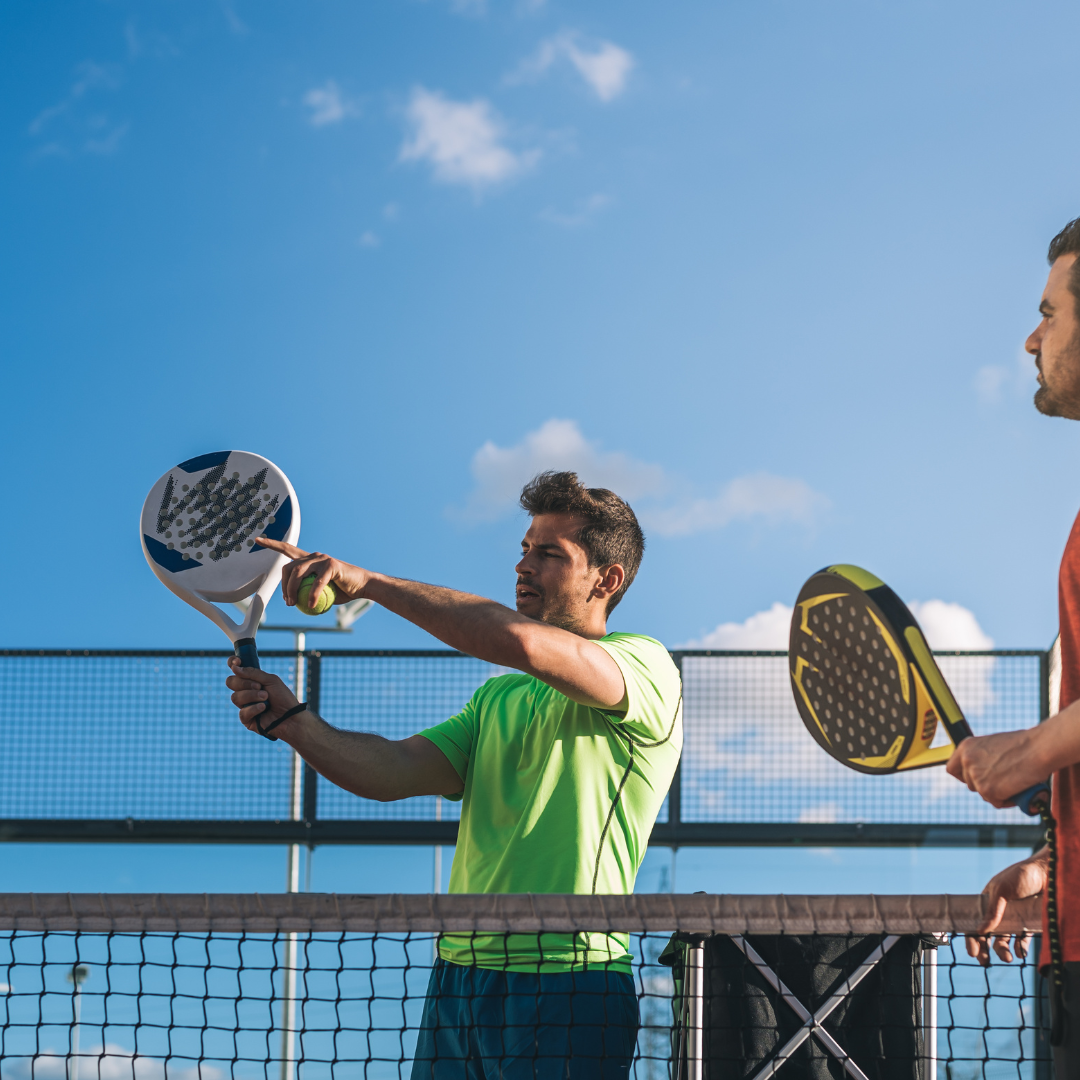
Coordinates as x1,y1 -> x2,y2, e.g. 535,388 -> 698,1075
519,471 -> 645,614
1047,217 -> 1080,320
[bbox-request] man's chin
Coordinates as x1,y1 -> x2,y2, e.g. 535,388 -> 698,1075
1034,386 -> 1080,419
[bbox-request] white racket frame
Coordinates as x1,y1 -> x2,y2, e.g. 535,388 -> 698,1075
140,452 -> 301,645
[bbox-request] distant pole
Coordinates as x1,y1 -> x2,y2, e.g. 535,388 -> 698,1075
67,964 -> 89,1080
281,629 -> 304,1080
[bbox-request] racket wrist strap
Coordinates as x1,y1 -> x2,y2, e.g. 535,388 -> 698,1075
256,702 -> 309,741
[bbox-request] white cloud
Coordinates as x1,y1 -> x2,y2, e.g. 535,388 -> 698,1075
540,192 -> 609,227
456,418 -> 668,523
682,602 -> 793,650
647,474 -> 828,538
358,231 -> 380,248
303,80 -> 356,127
907,599 -> 993,650
3,1046 -> 224,1080
683,598 -> 992,651
400,88 -> 537,189
454,419 -> 826,537
511,33 -> 634,101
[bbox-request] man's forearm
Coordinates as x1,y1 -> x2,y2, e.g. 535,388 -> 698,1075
362,573 -> 541,667
1033,700 -> 1080,774
279,712 -> 461,802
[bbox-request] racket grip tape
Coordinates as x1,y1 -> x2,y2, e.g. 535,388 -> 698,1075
1010,781 -> 1052,817
234,637 -> 261,671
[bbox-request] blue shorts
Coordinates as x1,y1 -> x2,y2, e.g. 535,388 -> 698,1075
410,958 -> 639,1079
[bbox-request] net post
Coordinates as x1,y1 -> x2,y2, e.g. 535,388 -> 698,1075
920,940 -> 939,1080
685,935 -> 704,1080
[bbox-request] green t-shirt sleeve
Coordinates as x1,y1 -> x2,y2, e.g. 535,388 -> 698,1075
594,633 -> 682,743
417,686 -> 481,803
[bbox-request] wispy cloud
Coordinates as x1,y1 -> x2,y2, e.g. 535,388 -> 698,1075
452,418 -> 826,538
85,120 -> 129,155
540,192 -> 609,227
220,0 -> 249,35
400,87 -> 538,189
648,475 -> 827,538
358,231 -> 380,248
510,32 -> 635,102
303,80 -> 357,127
975,347 -> 1036,405
29,62 -> 120,135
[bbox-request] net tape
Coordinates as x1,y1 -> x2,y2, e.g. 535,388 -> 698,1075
0,892 -> 1042,935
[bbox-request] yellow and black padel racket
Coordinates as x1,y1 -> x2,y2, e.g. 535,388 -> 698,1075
788,564 -> 1049,813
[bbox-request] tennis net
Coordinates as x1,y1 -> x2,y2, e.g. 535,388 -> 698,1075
0,893 -> 1050,1079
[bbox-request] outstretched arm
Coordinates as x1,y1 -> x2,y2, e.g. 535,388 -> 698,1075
253,538 -> 627,709
226,659 -> 463,800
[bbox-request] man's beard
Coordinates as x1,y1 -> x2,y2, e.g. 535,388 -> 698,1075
1034,332 -> 1080,419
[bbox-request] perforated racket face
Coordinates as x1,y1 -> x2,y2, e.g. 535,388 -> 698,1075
140,450 -> 300,603
789,571 -> 918,774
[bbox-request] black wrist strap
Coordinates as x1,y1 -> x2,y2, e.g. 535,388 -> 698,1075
255,702 -> 308,741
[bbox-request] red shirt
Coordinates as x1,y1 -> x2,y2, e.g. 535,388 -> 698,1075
1045,506 -> 1080,963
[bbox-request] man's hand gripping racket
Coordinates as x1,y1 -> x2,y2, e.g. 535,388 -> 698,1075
788,565 -> 1062,1032
140,450 -> 303,739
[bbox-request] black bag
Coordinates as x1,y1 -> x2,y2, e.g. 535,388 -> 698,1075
660,932 -> 934,1080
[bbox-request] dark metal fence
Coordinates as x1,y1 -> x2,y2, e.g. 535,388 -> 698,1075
0,649 -> 1048,847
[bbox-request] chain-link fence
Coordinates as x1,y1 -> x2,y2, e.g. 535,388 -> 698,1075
0,649 -> 1049,845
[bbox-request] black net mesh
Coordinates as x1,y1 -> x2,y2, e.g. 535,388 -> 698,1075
0,649 -> 1046,828
0,893 -> 1050,1079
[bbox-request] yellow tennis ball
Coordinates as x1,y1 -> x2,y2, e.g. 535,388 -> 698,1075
297,574 -> 334,616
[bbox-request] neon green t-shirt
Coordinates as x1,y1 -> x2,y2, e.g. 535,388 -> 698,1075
418,632 -> 683,974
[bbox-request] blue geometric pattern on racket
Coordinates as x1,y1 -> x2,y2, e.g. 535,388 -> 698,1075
140,450 -> 302,682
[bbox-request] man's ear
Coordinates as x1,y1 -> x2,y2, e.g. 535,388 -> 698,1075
592,563 -> 625,602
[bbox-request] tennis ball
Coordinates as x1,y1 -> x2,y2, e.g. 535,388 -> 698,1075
296,574 -> 334,617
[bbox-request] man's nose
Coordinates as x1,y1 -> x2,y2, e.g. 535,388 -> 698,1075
1025,325 -> 1044,356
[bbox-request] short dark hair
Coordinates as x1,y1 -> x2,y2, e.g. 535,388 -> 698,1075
519,471 -> 645,613
1047,218 -> 1080,320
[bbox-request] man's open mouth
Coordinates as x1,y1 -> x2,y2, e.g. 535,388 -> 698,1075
516,585 -> 540,601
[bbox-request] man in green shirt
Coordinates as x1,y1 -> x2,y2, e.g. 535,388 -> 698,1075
226,471 -> 683,1078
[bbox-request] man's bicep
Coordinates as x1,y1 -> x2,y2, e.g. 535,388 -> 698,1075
528,635 -> 626,709
401,734 -> 465,796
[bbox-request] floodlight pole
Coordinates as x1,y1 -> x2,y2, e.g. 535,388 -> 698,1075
67,964 -> 89,1080
259,623 -> 354,1080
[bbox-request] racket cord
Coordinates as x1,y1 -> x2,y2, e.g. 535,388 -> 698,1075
1042,800 -> 1067,1047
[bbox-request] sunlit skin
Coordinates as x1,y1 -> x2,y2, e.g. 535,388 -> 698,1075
947,252 -> 1080,965
223,514 -> 629,802
1029,253 -> 1080,419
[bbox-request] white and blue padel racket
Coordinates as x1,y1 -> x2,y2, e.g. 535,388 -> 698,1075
140,450 -> 301,737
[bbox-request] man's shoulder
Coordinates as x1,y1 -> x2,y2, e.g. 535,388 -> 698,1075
597,632 -> 676,668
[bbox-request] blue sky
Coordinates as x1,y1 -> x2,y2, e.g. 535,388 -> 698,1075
6,0 -> 1080,652
2,0 -> 1078,895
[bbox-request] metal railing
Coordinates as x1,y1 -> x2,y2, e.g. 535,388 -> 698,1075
0,648 -> 1050,848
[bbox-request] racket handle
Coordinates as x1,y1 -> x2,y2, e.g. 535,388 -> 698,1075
234,637 -> 261,671
1010,781 -> 1051,817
